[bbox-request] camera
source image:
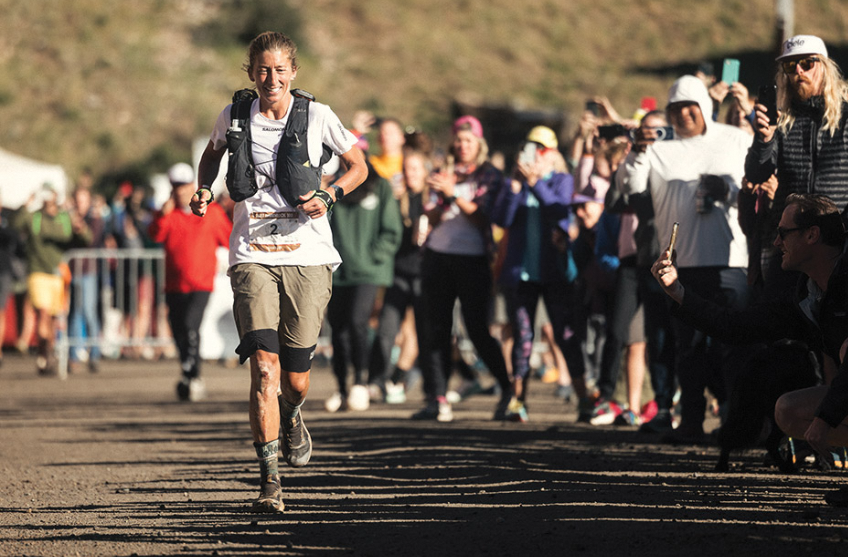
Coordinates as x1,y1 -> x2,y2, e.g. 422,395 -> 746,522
630,126 -> 674,142
597,124 -> 628,140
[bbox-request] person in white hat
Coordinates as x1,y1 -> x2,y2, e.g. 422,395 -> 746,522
745,34 -> 848,292
616,74 -> 752,444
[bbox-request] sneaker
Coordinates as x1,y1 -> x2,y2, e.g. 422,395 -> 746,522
251,475 -> 285,513
347,384 -> 370,411
554,384 -> 575,402
505,399 -> 529,423
576,388 -> 601,422
638,409 -> 674,434
384,381 -> 407,404
493,394 -> 512,421
824,487 -> 848,507
576,397 -> 595,423
324,392 -> 346,413
589,400 -> 622,426
446,379 -> 483,403
412,401 -> 454,422
640,400 -> 658,423
280,408 -> 312,468
176,377 -> 206,402
613,409 -> 641,426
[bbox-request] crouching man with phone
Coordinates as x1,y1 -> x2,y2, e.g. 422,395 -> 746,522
652,193 -> 848,507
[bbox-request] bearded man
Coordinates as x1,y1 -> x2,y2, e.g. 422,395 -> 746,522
746,34 -> 848,220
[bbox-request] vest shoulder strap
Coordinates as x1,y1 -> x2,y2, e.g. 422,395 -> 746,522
230,88 -> 257,123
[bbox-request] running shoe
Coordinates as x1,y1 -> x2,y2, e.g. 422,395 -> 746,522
324,393 -> 346,413
251,474 -> 285,513
589,399 -> 622,426
613,409 -> 641,426
384,381 -> 407,404
347,384 -> 370,411
638,409 -> 674,434
280,408 -> 312,468
554,384 -> 575,402
411,401 -> 454,422
505,399 -> 529,423
176,377 -> 207,402
493,393 -> 512,421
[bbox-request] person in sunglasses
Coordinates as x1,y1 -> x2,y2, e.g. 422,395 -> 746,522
652,192 -> 848,507
745,35 -> 848,292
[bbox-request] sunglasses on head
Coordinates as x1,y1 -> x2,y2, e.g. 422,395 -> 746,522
782,57 -> 820,74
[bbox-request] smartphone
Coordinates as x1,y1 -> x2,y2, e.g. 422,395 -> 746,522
721,58 -> 740,84
586,101 -> 601,117
757,84 -> 779,125
518,142 -> 537,165
667,222 -> 679,255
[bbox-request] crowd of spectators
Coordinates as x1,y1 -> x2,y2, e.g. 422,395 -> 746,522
3,35 -> 847,472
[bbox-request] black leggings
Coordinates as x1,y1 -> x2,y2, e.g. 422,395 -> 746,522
166,291 -> 211,379
327,283 -> 378,396
417,251 -> 510,400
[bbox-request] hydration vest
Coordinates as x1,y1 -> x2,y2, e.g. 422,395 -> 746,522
224,88 -> 333,206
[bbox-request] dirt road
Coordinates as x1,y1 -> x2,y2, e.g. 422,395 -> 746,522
1,354 -> 847,556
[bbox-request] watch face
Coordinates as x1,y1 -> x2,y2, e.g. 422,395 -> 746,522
333,185 -> 344,199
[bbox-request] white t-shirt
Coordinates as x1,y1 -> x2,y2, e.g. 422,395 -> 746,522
209,97 -> 357,269
616,122 -> 751,269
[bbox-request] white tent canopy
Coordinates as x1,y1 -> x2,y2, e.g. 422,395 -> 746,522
0,148 -> 69,209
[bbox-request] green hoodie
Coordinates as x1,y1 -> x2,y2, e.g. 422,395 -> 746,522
15,208 -> 92,275
330,176 -> 402,287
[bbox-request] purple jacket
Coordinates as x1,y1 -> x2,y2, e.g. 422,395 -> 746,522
491,171 -> 574,287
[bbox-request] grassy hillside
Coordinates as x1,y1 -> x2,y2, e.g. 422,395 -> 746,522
1,0 -> 847,188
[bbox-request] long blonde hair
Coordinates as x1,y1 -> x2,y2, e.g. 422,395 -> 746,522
399,150 -> 432,228
777,56 -> 848,137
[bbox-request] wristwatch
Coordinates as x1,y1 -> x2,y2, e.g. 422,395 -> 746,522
330,184 -> 345,202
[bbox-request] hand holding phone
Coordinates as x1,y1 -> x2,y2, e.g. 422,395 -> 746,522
721,59 -> 740,84
757,84 -> 779,126
518,142 -> 537,165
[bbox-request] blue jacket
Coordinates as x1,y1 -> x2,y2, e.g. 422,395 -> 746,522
490,171 -> 574,287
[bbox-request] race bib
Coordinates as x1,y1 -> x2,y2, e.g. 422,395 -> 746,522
248,211 -> 302,252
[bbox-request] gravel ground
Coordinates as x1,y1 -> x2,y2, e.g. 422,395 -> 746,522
1,353 -> 848,556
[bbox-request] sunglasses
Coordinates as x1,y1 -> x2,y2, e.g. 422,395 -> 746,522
781,57 -> 820,74
776,226 -> 808,240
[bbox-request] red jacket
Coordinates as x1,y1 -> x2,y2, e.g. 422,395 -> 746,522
148,203 -> 232,293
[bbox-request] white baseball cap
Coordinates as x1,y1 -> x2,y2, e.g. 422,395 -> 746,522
776,35 -> 828,61
168,162 -> 195,185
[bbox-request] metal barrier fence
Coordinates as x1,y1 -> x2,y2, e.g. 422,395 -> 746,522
56,248 -> 171,379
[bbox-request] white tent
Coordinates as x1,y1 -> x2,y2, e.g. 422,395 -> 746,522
0,148 -> 69,209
